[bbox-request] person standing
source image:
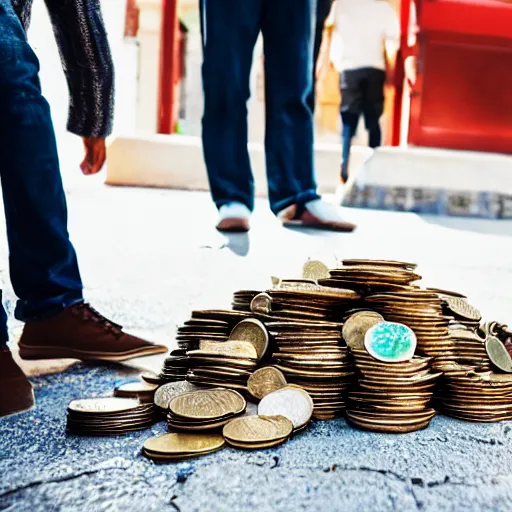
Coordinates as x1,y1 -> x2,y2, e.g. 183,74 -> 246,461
200,0 -> 356,233
12,0 -> 114,175
329,0 -> 400,183
0,0 -> 167,418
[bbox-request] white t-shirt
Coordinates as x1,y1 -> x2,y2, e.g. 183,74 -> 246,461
330,0 -> 400,73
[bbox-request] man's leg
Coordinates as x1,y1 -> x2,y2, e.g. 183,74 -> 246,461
200,0 -> 262,215
0,2 -> 166,366
307,0 -> 332,113
363,68 -> 386,149
261,0 -> 320,215
340,69 -> 363,183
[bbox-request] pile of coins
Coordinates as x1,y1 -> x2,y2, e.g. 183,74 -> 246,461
347,346 -> 439,433
161,310 -> 250,382
268,320 -> 355,419
187,318 -> 269,390
167,388 -> 247,431
66,397 -> 158,436
436,372 -> 512,422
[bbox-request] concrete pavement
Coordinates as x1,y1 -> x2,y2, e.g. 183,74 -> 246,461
1,184 -> 512,511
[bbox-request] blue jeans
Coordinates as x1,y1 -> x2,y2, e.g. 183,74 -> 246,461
0,0 -> 83,346
200,0 -> 320,215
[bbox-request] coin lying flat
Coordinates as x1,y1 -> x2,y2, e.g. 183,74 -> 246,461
114,381 -> 159,399
154,381 -> 203,410
486,336 -> 512,373
223,415 -> 293,446
198,340 -> 258,359
343,311 -> 384,349
68,397 -> 142,414
364,322 -> 417,363
258,386 -> 314,429
143,432 -> 225,461
247,367 -> 287,400
169,388 -> 246,420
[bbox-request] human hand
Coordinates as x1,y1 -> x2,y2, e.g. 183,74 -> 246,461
80,137 -> 106,175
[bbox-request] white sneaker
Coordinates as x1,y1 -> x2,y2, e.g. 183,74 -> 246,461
216,202 -> 251,232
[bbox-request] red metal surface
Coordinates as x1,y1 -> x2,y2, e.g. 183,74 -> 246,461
407,0 -> 512,154
157,0 -> 180,134
390,0 -> 412,146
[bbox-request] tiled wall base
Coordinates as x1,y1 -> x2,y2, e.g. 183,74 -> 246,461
342,186 -> 512,219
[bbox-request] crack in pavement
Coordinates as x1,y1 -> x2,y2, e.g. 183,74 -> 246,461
0,467 -> 131,499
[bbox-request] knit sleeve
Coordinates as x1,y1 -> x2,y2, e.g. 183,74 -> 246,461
43,0 -> 115,138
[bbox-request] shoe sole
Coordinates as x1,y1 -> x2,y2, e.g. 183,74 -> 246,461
282,220 -> 356,232
18,344 -> 168,362
216,218 -> 250,233
0,388 -> 35,418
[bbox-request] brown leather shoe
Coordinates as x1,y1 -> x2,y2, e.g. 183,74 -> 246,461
0,348 -> 35,417
18,302 -> 168,362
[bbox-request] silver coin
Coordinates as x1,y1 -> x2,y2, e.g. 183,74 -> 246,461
257,386 -> 314,429
154,381 -> 203,410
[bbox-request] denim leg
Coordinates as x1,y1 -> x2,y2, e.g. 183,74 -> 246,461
341,111 -> 360,181
0,291 -> 8,348
200,0 -> 262,212
0,0 -> 83,322
261,0 -> 320,215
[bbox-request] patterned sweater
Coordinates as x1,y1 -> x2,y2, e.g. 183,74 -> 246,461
12,0 -> 115,138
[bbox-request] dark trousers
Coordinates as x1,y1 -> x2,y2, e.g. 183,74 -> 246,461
340,67 -> 385,181
200,0 -> 320,215
307,0 -> 333,113
0,0 -> 83,346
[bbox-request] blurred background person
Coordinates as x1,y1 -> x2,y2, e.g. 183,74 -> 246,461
12,0 -> 115,175
323,0 -> 399,184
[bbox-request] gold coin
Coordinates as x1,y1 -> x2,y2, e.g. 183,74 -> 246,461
444,297 -> 482,321
229,319 -> 269,359
169,388 -> 246,420
302,260 -> 330,281
341,259 -> 417,270
222,414 -> 293,443
197,340 -> 258,359
257,386 -> 314,429
250,293 -> 273,315
247,367 -> 287,400
154,381 -> 203,410
486,336 -> 512,373
342,311 -> 384,349
223,437 -> 289,450
143,432 -> 225,456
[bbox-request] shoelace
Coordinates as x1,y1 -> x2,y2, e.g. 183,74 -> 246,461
72,302 -> 124,338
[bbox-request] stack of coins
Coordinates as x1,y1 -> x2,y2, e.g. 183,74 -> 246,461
268,321 -> 356,419
319,259 -> 421,294
444,329 -> 490,372
436,372 -> 512,422
232,290 -> 261,312
365,290 -> 453,364
186,319 -> 269,392
346,319 -> 440,433
114,380 -> 159,403
143,433 -> 226,461
162,310 -> 251,383
160,349 -> 192,383
261,283 -> 361,322
167,387 -> 247,431
222,415 -> 293,450
347,350 -> 439,433
66,398 -> 157,436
